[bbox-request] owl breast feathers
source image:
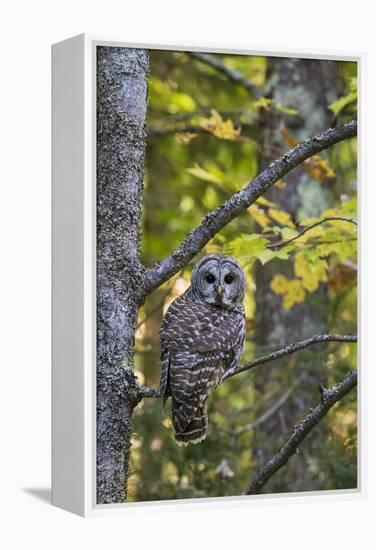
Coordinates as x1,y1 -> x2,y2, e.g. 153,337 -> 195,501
159,254 -> 246,446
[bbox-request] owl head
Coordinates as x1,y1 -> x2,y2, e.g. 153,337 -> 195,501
190,254 -> 245,308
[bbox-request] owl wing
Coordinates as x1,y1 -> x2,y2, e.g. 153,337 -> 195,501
168,347 -> 236,433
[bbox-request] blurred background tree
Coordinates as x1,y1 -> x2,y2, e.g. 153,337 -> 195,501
128,50 -> 357,501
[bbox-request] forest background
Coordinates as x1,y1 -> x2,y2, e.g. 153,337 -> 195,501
126,50 -> 358,501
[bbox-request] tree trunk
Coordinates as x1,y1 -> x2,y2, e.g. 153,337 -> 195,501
253,59 -> 339,490
96,46 -> 149,504
256,58 -> 339,347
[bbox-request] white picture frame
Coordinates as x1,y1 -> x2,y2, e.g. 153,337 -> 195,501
52,34 -> 365,517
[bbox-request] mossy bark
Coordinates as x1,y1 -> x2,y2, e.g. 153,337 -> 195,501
96,46 -> 149,504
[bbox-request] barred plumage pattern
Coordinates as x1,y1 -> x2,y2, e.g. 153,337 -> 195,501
159,255 -> 245,446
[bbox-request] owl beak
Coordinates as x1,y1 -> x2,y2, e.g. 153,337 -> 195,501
217,285 -> 223,296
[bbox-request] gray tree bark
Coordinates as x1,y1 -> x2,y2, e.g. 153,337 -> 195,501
96,46 -> 149,504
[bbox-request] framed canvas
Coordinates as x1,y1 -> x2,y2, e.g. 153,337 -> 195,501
52,34 -> 363,517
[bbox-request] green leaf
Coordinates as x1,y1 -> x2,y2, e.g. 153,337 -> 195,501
257,249 -> 275,265
186,164 -> 223,184
338,197 -> 357,218
281,227 -> 299,239
328,91 -> 357,117
269,208 -> 295,228
224,234 -> 268,260
251,97 -> 274,111
275,102 -> 299,116
257,247 -> 290,264
224,233 -> 292,266
256,196 -> 276,208
148,77 -> 197,114
272,248 -> 291,260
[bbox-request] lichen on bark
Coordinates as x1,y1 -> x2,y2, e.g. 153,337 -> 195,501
96,46 -> 149,505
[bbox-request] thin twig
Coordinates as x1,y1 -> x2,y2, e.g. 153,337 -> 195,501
142,121 -> 357,298
190,52 -> 259,96
244,369 -> 357,495
303,238 -> 357,246
222,334 -> 357,381
267,217 -> 357,251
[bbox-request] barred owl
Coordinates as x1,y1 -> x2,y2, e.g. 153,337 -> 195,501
159,254 -> 246,446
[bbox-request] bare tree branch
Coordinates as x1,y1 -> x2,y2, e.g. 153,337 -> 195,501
147,122 -> 256,138
244,369 -> 357,495
223,333 -> 357,381
302,238 -> 357,246
147,110 -> 276,139
147,124 -> 208,137
137,385 -> 161,399
147,110 -> 261,138
190,52 -> 259,96
137,333 -> 356,398
267,216 -> 357,251
142,121 -> 357,298
149,108 -> 258,124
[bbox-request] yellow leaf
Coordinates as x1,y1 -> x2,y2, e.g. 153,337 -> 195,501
186,163 -> 222,184
248,204 -> 270,228
283,295 -> 294,310
251,97 -> 274,111
294,253 -> 328,293
294,253 -> 308,278
162,418 -> 172,429
269,208 -> 295,228
175,132 -> 198,145
271,274 -> 289,294
322,208 -> 337,217
244,292 -> 255,320
301,274 -> 320,292
271,274 -> 306,309
199,109 -> 241,141
281,127 -> 299,148
304,155 -> 335,182
256,196 -> 276,208
204,242 -> 223,254
292,284 -> 306,302
285,279 -> 306,304
281,128 -> 335,182
283,279 -> 306,309
275,179 -> 286,189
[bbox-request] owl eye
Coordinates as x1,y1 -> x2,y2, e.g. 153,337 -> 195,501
224,274 -> 234,284
205,274 -> 215,284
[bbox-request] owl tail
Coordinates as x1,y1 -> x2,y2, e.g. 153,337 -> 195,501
172,401 -> 208,446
